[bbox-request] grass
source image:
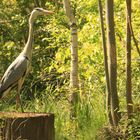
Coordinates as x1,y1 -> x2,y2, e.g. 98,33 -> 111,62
0,85 -> 106,140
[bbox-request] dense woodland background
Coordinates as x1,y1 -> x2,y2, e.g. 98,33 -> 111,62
0,0 -> 140,139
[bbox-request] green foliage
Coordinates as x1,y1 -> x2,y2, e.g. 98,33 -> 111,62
0,0 -> 140,139
127,114 -> 140,139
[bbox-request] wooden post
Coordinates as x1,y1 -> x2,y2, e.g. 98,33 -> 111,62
0,112 -> 55,140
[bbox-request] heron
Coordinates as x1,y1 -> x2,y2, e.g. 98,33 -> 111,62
0,8 -> 53,112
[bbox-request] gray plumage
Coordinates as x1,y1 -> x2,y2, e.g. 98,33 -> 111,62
0,8 -> 53,110
0,55 -> 28,98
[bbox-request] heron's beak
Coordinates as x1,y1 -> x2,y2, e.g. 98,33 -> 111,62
42,9 -> 54,15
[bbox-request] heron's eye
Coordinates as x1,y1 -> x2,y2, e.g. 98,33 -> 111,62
34,8 -> 42,12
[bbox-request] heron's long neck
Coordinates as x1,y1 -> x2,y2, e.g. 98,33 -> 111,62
23,20 -> 34,58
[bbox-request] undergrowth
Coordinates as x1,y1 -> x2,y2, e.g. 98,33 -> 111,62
0,85 -> 106,140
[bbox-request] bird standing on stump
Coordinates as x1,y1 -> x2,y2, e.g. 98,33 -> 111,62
0,8 -> 53,112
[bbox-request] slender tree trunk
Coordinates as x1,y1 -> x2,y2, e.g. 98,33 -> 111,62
34,0 -> 40,7
106,0 -> 121,126
41,0 -> 46,7
126,0 -> 133,119
98,0 -> 113,125
63,0 -> 78,117
34,0 -> 48,7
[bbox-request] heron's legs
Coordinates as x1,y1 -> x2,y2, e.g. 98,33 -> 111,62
16,89 -> 24,112
16,78 -> 24,112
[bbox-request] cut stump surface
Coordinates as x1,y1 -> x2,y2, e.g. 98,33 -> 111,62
0,112 -> 55,140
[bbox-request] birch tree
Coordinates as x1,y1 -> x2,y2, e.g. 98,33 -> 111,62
63,0 -> 78,117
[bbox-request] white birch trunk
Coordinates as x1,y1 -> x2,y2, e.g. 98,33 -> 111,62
63,0 -> 78,117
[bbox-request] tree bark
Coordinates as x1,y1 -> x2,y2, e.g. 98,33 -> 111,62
125,4 -> 140,57
34,0 -> 40,7
126,0 -> 133,119
0,112 -> 55,140
63,0 -> 78,118
106,0 -> 121,126
98,0 -> 113,126
41,0 -> 46,7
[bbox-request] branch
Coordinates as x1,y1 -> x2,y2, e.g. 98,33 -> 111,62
63,0 -> 76,24
126,6 -> 140,56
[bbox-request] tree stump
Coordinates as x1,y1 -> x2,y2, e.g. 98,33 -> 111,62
0,112 -> 55,140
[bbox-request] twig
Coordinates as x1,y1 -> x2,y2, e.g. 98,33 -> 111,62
126,6 -> 140,56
